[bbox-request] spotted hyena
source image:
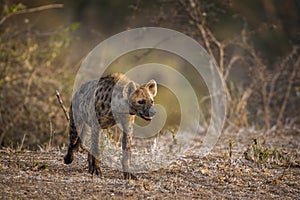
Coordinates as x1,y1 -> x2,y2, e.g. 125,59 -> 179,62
64,73 -> 157,179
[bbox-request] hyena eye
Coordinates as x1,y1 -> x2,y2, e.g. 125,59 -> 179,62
138,99 -> 146,104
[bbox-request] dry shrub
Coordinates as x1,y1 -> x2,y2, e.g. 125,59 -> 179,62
0,3 -> 77,149
152,0 -> 300,131
244,138 -> 299,167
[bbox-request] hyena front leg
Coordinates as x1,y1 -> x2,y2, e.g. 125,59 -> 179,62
64,105 -> 80,164
77,123 -> 88,152
88,124 -> 102,176
121,123 -> 137,180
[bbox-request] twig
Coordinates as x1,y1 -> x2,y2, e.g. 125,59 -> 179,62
276,56 -> 299,127
48,119 -> 54,149
266,72 -> 280,108
18,134 -> 26,151
0,4 -> 63,25
262,81 -> 270,130
55,90 -> 70,122
224,56 -> 242,80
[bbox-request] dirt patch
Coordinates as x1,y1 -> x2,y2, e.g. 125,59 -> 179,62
0,130 -> 299,199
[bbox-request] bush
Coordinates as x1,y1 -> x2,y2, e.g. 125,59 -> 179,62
0,3 -> 77,149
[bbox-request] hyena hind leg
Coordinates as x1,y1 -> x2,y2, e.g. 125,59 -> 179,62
88,125 -> 102,176
64,106 -> 81,164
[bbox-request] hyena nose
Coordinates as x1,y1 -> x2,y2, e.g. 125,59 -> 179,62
149,106 -> 156,116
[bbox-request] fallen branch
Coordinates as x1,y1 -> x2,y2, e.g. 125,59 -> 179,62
55,90 -> 70,122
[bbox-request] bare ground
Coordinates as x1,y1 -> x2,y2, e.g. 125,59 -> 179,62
0,129 -> 299,199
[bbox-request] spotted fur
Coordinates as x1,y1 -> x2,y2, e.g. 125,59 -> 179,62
64,73 -> 157,179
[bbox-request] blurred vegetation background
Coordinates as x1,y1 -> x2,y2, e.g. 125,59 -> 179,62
0,0 -> 299,149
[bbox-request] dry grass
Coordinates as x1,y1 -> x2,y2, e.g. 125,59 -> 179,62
0,128 -> 299,199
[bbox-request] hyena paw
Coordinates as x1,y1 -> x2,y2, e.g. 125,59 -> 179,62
123,172 -> 137,180
64,153 -> 73,164
88,154 -> 102,176
88,163 -> 102,176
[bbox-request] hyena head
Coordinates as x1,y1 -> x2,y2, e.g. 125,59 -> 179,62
123,80 -> 157,121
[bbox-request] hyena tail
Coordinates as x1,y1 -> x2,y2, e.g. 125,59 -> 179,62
64,104 -> 82,164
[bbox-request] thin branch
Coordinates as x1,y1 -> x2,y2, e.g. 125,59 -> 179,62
205,27 -> 225,74
179,0 -> 225,75
55,90 -> 70,122
0,4 -> 63,25
17,134 -> 26,151
195,23 -> 214,60
276,56 -> 299,127
224,56 -> 242,80
262,81 -> 270,129
266,72 -> 280,109
263,46 -> 299,129
48,119 -> 54,149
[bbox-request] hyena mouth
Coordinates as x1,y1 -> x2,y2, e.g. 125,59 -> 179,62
142,115 -> 153,121
139,113 -> 153,121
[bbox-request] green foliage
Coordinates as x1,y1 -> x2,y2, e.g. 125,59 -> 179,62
244,138 -> 298,167
2,3 -> 26,15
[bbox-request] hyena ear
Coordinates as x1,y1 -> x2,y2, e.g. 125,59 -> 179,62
145,80 -> 157,97
123,81 -> 136,98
